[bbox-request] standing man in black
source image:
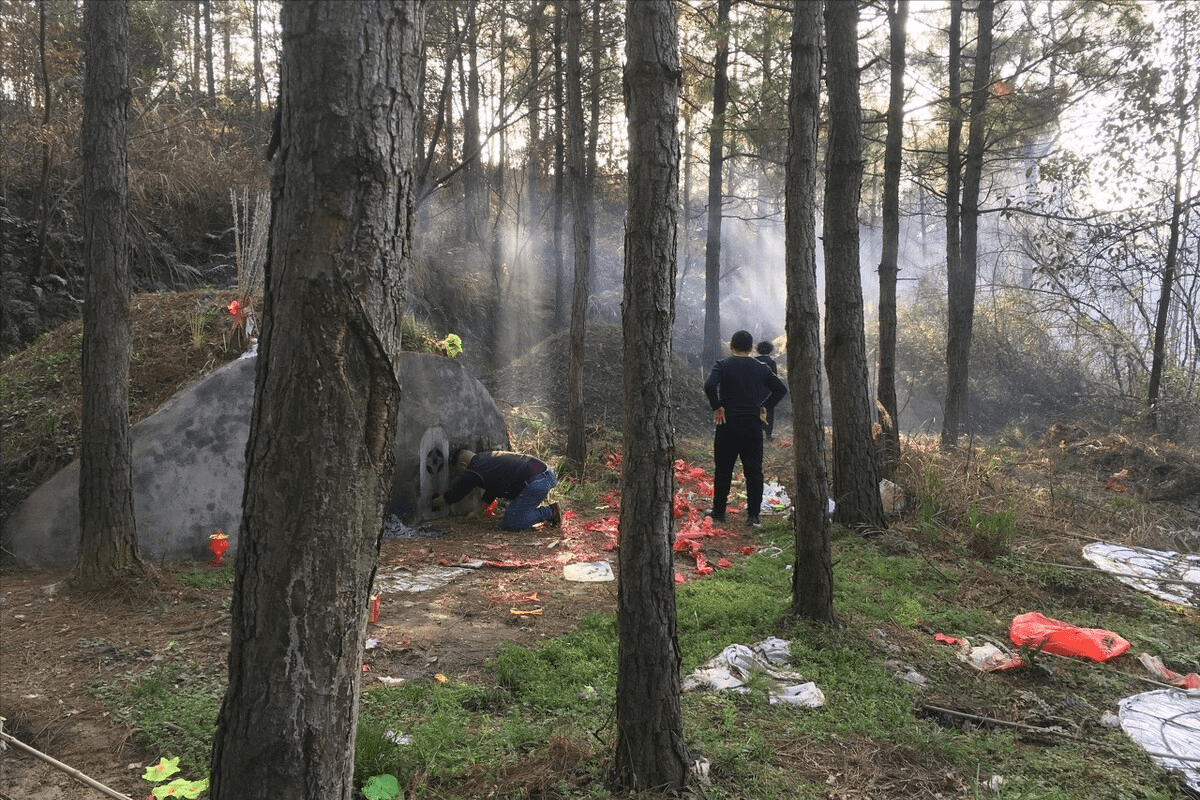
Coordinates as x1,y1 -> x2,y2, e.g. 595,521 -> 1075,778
704,330 -> 788,528
754,340 -> 779,440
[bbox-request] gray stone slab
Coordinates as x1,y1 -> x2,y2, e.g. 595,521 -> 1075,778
3,351 -> 507,568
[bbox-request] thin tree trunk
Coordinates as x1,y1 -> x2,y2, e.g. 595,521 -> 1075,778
32,0 -> 53,279
877,0 -> 908,476
565,0 -> 590,469
943,0 -> 989,449
76,0 -> 142,589
253,0 -> 262,116
210,2 -> 425,796
702,0 -> 731,368
203,0 -> 215,102
553,1 -> 567,331
1146,16 -> 1194,430
823,0 -> 885,532
616,0 -> 688,790
463,0 -> 483,245
786,0 -> 833,623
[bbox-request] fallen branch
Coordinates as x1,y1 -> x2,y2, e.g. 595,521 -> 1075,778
919,704 -> 1070,737
0,730 -> 136,800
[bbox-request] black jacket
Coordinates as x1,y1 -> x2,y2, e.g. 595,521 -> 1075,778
443,451 -> 548,505
705,354 -> 787,418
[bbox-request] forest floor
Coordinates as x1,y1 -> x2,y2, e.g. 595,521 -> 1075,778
2,292 -> 1200,799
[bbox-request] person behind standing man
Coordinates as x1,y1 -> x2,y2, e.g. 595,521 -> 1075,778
432,449 -> 562,531
704,330 -> 788,528
754,340 -> 779,440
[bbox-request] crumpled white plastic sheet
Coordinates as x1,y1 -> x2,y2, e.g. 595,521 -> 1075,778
762,482 -> 792,514
1118,688 -> 1200,793
682,637 -> 826,708
1082,542 -> 1200,608
563,560 -> 615,582
373,565 -> 473,593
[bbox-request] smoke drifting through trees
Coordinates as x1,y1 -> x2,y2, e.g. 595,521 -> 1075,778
1,0 -> 1197,441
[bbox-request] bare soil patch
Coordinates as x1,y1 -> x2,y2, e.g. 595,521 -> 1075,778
1,511 -> 763,799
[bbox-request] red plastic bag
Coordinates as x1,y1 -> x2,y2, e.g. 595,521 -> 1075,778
1009,612 -> 1130,662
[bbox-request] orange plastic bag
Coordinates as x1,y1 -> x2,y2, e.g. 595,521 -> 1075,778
1009,612 -> 1130,662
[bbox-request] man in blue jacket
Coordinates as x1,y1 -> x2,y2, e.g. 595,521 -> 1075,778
704,330 -> 788,528
432,449 -> 561,531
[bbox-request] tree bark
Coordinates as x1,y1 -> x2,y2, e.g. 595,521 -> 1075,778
463,0 -> 484,245
32,0 -> 53,279
553,1 -> 568,331
940,0 -> 963,450
77,0 -> 142,588
823,0 -> 885,532
786,0 -> 833,624
616,0 -> 689,791
943,0 -> 993,449
565,0 -> 590,469
209,2 -> 425,797
203,0 -> 215,102
876,0 -> 908,478
701,0 -> 731,368
1146,13 -> 1194,430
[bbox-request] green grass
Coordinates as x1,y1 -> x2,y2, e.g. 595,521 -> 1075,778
175,566 -> 235,590
89,443 -> 1197,800
91,660 -> 224,778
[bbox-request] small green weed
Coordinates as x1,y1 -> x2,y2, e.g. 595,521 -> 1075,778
91,661 -> 225,775
176,566 -> 235,590
966,501 -> 1018,559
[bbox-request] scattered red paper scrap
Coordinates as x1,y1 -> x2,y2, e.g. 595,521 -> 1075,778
1138,653 -> 1200,689
1009,612 -> 1130,662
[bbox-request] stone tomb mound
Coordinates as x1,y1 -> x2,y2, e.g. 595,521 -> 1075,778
2,353 -> 507,568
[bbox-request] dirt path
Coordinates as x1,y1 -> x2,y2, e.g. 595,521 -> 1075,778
1,509 -> 760,799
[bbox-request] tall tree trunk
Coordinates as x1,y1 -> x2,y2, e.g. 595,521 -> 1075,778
553,1 -> 568,331
221,1 -> 231,92
526,1 -> 544,309
252,0 -> 263,116
210,2 -> 425,796
943,0 -> 992,449
32,0 -> 53,279
192,0 -> 200,95
203,0 -> 215,102
785,0 -> 833,623
876,0 -> 908,477
78,0 -> 141,589
463,0 -> 484,245
616,0 -> 688,790
702,0 -> 731,368
823,0 -> 885,532
565,0 -> 590,469
1146,14 -> 1195,430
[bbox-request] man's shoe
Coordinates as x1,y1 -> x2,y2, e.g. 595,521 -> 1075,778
748,516 -> 762,529
704,509 -> 726,523
548,502 -> 562,527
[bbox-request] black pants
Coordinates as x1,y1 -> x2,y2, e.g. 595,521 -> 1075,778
712,415 -> 764,518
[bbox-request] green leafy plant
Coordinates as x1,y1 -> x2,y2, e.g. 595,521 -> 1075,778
362,774 -> 402,800
141,756 -> 209,799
